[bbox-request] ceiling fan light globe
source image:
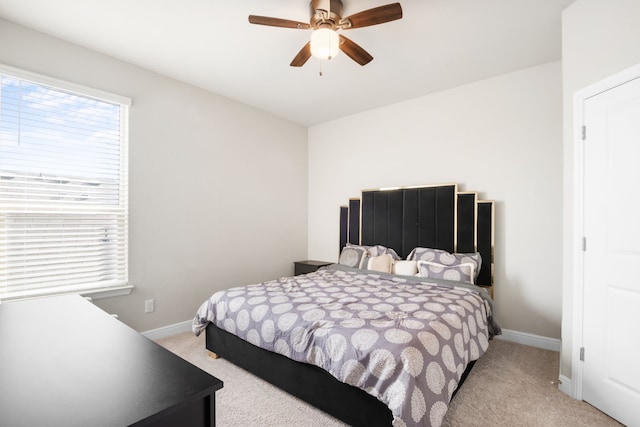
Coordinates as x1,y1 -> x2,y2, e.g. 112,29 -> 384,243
310,28 -> 340,60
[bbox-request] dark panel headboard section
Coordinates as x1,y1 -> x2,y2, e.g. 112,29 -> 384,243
476,201 -> 494,288
348,199 -> 361,245
361,185 -> 457,257
340,184 -> 494,289
456,192 -> 475,254
339,206 -> 348,254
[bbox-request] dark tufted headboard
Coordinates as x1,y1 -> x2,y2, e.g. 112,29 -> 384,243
339,184 -> 494,289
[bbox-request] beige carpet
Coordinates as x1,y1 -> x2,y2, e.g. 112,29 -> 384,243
156,332 -> 622,426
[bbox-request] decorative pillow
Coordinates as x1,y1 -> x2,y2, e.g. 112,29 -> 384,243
392,260 -> 418,276
366,254 -> 394,273
417,260 -> 475,284
346,243 -> 401,260
407,247 -> 482,281
338,246 -> 368,269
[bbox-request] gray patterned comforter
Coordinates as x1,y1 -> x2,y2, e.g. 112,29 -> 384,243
193,264 -> 500,427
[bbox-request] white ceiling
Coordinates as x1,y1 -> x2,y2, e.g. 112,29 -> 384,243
0,0 -> 573,126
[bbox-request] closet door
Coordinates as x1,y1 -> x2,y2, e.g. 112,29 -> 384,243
582,74 -> 640,427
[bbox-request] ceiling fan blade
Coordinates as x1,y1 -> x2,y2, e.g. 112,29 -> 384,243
338,35 -> 373,66
290,42 -> 312,67
341,3 -> 403,29
248,15 -> 311,29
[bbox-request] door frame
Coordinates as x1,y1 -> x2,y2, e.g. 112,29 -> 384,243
571,62 -> 640,400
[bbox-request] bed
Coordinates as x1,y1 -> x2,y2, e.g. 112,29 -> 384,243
193,184 -> 499,427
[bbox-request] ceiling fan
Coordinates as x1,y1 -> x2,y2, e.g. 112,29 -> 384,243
248,0 -> 403,67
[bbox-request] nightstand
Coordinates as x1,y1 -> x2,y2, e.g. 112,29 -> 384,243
294,260 -> 332,276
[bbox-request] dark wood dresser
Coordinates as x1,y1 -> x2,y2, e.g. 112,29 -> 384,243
0,294 -> 223,427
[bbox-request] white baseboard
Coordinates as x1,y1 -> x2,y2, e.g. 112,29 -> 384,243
496,328 -> 561,352
557,374 -> 574,397
142,319 -> 192,341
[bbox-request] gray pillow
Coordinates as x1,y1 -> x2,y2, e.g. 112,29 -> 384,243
346,243 -> 400,260
338,246 -> 368,269
407,247 -> 482,282
417,260 -> 475,284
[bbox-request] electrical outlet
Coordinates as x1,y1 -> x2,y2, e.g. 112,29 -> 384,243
144,299 -> 155,313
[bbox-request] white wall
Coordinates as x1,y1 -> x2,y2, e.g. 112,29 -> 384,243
0,18 -> 308,332
561,0 -> 640,383
308,61 -> 563,339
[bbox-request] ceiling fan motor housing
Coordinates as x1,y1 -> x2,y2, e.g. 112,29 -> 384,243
310,0 -> 343,28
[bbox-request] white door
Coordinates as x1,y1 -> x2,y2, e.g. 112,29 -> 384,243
582,75 -> 640,427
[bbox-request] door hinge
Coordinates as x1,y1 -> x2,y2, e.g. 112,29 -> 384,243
580,347 -> 585,361
582,125 -> 586,141
582,236 -> 587,252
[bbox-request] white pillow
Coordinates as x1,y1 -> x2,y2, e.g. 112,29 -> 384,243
392,260 -> 418,276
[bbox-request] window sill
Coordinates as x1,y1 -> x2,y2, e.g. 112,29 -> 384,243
0,283 -> 134,304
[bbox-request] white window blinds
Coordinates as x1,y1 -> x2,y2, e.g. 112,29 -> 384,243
0,65 -> 130,301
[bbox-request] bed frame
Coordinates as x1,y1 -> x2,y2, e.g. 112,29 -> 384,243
206,325 -> 475,426
206,183 -> 494,426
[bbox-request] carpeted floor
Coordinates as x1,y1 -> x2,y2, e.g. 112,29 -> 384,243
156,332 -> 622,426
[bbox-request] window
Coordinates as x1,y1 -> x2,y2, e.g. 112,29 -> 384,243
0,65 -> 130,302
